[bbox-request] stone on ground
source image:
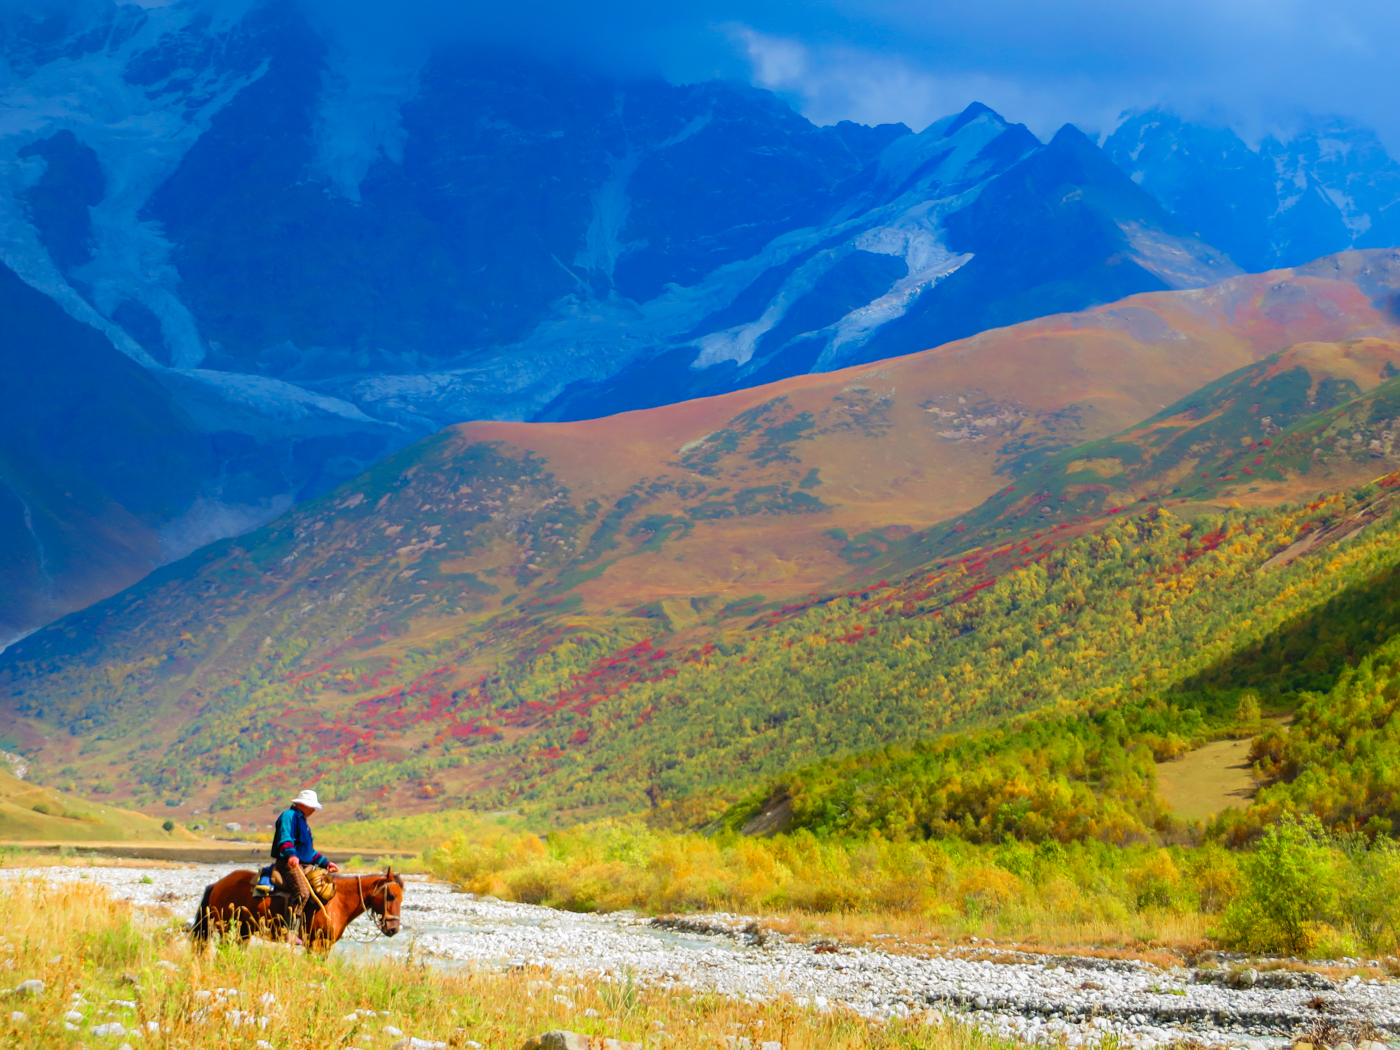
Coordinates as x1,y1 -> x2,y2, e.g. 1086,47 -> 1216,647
520,1031 -> 643,1050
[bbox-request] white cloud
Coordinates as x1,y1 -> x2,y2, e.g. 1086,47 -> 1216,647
730,26 -> 1147,140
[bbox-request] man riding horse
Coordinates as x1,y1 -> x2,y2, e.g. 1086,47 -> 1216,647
254,789 -> 339,943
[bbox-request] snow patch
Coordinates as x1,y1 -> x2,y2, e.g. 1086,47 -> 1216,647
0,627 -> 38,657
691,245 -> 850,368
310,42 -> 423,202
574,109 -> 711,280
0,182 -> 156,365
1118,222 -> 1242,290
814,222 -> 972,370
157,368 -> 401,441
15,494 -> 53,597
574,148 -> 641,279
852,106 -> 1030,217
0,0 -> 266,367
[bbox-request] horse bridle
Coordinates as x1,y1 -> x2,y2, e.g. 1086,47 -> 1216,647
355,875 -> 395,936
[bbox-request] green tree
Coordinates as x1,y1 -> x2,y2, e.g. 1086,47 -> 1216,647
1219,816 -> 1338,954
1234,692 -> 1262,736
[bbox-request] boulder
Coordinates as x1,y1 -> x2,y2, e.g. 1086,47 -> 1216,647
1228,967 -> 1258,989
519,1032 -> 643,1050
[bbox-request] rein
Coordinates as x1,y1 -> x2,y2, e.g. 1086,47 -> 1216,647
355,876 -> 393,936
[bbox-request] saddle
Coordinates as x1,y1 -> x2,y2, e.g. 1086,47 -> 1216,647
261,864 -> 334,903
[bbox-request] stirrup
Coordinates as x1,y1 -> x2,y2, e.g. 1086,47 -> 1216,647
253,881 -> 272,899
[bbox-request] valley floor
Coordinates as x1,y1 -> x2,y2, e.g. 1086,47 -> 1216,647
8,863 -> 1398,1048
1154,739 -> 1258,822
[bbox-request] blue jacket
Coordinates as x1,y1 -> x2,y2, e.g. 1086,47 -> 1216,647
271,807 -> 328,867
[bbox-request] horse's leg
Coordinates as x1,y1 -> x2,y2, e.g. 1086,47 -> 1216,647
196,881 -> 239,945
223,871 -> 261,942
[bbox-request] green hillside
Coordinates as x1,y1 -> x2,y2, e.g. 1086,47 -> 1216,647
719,552 -> 1400,851
6,335 -> 1400,829
0,767 -> 196,842
507,482 -> 1400,822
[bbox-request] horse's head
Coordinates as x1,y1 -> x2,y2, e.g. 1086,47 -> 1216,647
368,867 -> 405,936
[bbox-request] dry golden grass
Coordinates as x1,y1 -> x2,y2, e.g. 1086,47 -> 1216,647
0,878 -> 1019,1050
429,820 -> 1240,966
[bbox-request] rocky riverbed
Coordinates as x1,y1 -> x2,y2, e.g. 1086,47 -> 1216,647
6,864 -> 1399,1049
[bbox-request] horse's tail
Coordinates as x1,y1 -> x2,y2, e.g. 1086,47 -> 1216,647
190,883 -> 214,945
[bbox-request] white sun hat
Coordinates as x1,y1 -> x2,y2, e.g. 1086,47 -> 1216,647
290,789 -> 323,810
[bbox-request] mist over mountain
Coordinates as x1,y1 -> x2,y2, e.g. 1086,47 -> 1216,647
2,0 -> 1400,647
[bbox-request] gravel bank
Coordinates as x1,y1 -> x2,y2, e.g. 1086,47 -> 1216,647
7,864 -> 1398,1049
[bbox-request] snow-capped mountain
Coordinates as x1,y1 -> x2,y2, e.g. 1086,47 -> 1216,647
541,111 -> 1241,419
0,1 -> 1238,424
0,0 -> 1368,645
1105,110 -> 1400,273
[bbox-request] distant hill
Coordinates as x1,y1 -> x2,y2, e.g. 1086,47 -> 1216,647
0,767 -> 196,842
872,334 -> 1400,568
5,251 -> 1400,825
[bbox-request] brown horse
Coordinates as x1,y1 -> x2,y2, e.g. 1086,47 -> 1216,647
190,868 -> 404,951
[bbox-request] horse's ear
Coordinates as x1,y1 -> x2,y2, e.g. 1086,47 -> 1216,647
385,865 -> 393,880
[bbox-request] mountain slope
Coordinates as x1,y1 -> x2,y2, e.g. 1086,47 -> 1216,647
875,334 -> 1400,564
538,115 -> 1240,418
835,122 -> 1239,372
0,253 -> 406,652
0,260 -> 287,651
0,2 -> 1251,642
3,252 -> 1400,821
6,7 -> 1400,658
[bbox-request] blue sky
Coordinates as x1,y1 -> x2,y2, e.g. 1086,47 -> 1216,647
306,0 -> 1400,146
